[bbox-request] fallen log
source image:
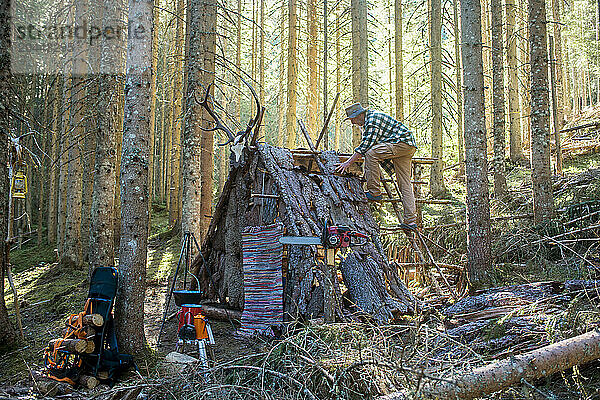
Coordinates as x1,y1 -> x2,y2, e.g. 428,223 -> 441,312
85,340 -> 95,353
35,379 -> 73,396
199,304 -> 242,322
381,329 -> 600,400
69,313 -> 104,327
61,325 -> 96,339
78,374 -> 99,389
49,338 -> 88,353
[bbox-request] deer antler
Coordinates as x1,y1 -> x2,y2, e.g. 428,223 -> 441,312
239,76 -> 263,145
195,83 -> 237,146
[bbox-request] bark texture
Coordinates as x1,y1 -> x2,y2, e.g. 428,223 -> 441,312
551,0 -> 566,124
461,0 -> 492,289
528,0 -> 555,222
115,0 -> 153,355
183,0 -> 217,241
420,329 -> 600,399
491,0 -> 507,198
89,5 -> 121,269
395,0 -> 403,121
62,1 -> 88,268
429,0 -> 447,197
351,0 -> 368,148
285,0 -> 298,147
453,0 -> 464,177
168,0 -> 185,227
191,145 -> 416,323
0,0 -> 16,345
506,0 -> 524,163
307,0 -> 319,139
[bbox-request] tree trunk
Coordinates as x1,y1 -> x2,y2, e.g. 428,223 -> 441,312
395,0 -> 403,121
419,329 -> 600,400
351,0 -> 368,148
47,80 -> 60,245
183,0 -> 217,242
89,7 -> 120,269
429,0 -> 447,198
551,0 -> 567,123
0,0 -> 16,345
334,3 -> 341,150
549,36 -> 563,176
115,0 -> 153,355
506,0 -> 524,163
453,0 -> 464,177
259,0 -> 265,140
528,0 -> 555,223
307,0 -> 319,140
519,0 -> 531,151
278,0 -> 286,147
62,1 -> 88,269
461,0 -> 492,290
286,0 -> 298,148
491,0 -> 507,198
168,0 -> 184,228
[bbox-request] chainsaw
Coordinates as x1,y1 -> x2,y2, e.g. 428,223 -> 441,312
279,220 -> 369,248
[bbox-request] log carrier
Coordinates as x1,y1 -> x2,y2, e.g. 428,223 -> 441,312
191,144 -> 417,323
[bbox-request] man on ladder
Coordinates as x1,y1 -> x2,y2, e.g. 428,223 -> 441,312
335,103 -> 418,231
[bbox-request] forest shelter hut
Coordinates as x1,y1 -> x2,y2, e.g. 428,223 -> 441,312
191,144 -> 417,324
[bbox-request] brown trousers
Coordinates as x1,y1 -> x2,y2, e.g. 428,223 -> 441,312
364,142 -> 417,224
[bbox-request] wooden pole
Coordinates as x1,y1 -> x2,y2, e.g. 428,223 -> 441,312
323,248 -> 336,322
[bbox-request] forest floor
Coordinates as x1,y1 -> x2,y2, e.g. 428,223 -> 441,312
2,150 -> 600,399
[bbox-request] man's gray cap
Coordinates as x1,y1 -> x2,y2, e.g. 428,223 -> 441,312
344,103 -> 367,120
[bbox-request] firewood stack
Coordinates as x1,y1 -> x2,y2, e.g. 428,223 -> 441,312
40,312 -> 105,391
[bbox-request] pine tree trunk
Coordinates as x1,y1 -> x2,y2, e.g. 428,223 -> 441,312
168,0 -> 184,228
506,0 -> 525,163
259,0 -> 265,140
89,75 -> 117,269
81,106 -> 96,261
164,63 -> 174,214
0,0 -> 16,346
307,0 -> 319,139
481,0 -> 492,139
351,0 -> 368,148
286,0 -> 298,148
461,0 -> 492,290
115,0 -> 153,355
334,3 -> 341,150
395,0 -> 403,121
63,6 -> 88,267
147,2 -> 160,227
89,7 -> 121,269
519,0 -> 531,151
278,0 -> 286,146
491,0 -> 507,198
453,0 -> 464,177
47,79 -> 60,244
57,109 -> 69,254
183,0 -> 217,241
528,0 -> 555,223
551,0 -> 567,123
429,0 -> 447,197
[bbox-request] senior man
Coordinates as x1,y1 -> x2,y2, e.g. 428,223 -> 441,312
335,103 -> 418,230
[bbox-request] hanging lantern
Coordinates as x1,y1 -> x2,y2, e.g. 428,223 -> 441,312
11,167 -> 27,199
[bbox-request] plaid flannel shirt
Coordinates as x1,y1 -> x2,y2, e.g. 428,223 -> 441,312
354,110 -> 417,176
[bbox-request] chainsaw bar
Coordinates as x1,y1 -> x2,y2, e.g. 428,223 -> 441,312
279,236 -> 321,246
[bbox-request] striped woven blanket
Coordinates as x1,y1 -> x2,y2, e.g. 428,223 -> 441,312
238,223 -> 284,336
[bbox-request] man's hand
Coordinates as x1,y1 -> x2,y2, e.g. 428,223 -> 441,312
335,152 -> 361,174
335,160 -> 352,174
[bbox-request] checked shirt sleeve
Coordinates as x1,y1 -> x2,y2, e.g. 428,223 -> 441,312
354,113 -> 380,155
